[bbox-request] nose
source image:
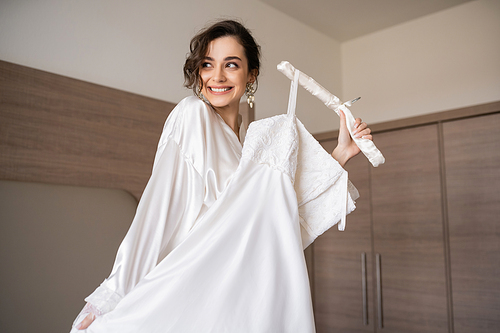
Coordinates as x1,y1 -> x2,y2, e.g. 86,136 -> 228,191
212,65 -> 226,83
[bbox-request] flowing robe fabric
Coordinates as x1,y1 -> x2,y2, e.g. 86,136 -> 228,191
71,95 -> 358,333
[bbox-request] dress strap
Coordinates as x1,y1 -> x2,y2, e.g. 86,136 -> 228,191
286,68 -> 300,117
338,171 -> 348,231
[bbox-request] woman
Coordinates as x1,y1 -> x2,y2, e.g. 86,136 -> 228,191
72,19 -> 372,332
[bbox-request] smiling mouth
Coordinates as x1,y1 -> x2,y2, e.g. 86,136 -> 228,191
209,87 -> 233,93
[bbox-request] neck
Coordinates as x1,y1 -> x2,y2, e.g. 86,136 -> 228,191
212,103 -> 240,138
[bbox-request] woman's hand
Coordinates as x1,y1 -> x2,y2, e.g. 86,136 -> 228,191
76,313 -> 96,330
331,109 -> 372,167
73,302 -> 101,330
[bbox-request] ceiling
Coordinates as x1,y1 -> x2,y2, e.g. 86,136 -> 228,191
259,0 -> 475,42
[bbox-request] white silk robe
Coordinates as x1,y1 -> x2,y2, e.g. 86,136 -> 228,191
71,95 -> 358,333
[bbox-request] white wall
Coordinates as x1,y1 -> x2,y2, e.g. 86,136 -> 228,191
0,0 -> 341,133
341,0 -> 500,125
3,1 -> 498,133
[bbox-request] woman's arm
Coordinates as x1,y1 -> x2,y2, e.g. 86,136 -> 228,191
73,139 -> 205,330
72,98 -> 208,331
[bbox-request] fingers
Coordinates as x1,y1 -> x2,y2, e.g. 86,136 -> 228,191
76,313 -> 95,330
338,109 -> 347,127
337,109 -> 350,141
340,113 -> 372,141
354,117 -> 362,128
358,134 -> 372,140
352,118 -> 372,139
355,127 -> 371,138
353,130 -> 372,140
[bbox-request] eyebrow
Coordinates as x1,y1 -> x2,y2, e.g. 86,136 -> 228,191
203,56 -> 242,62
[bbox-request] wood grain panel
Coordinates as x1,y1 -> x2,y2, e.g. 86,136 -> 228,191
370,125 -> 449,332
0,60 -> 175,199
443,113 -> 500,333
313,100 -> 500,142
314,139 -> 374,333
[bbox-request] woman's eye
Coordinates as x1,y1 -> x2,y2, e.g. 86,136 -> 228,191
201,62 -> 212,68
226,62 -> 238,68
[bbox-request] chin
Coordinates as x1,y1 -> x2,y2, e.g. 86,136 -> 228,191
207,98 -> 237,109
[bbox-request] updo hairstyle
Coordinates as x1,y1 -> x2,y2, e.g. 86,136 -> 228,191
183,20 -> 261,95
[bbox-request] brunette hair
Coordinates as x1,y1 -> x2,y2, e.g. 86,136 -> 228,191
183,19 -> 261,95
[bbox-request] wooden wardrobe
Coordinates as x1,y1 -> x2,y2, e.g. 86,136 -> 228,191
308,102 -> 500,333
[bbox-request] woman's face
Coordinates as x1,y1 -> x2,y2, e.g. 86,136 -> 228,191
199,36 -> 255,111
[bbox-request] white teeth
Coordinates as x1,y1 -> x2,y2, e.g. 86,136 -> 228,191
211,87 -> 231,92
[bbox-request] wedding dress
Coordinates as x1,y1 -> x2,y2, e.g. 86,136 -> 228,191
71,72 -> 358,333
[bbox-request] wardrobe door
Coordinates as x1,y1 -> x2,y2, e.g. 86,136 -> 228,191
370,125 -> 449,332
314,139 -> 374,333
443,113 -> 500,333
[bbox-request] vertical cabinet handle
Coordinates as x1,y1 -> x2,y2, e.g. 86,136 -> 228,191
361,252 -> 368,325
376,253 -> 383,329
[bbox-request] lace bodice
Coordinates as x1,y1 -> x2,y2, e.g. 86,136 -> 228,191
241,115 -> 298,184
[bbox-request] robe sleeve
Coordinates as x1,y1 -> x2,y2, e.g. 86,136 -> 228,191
293,119 -> 359,249
83,99 -> 205,315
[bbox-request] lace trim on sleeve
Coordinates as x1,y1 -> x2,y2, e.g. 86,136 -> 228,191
84,281 -> 123,315
72,302 -> 104,328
